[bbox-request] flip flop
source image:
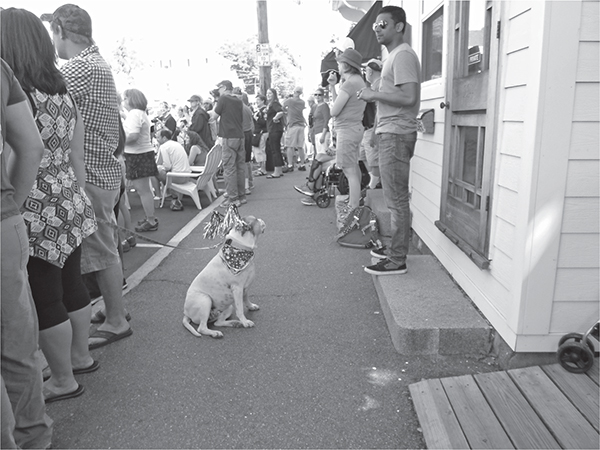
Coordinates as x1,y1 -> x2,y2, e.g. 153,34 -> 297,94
90,310 -> 132,324
44,383 -> 85,404
89,328 -> 133,350
42,360 -> 100,381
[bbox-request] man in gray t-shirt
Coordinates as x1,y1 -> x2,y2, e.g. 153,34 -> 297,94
358,5 -> 421,276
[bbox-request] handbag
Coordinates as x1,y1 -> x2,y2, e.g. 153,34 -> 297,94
336,205 -> 382,249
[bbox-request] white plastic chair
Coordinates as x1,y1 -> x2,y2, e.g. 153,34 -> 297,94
161,144 -> 222,210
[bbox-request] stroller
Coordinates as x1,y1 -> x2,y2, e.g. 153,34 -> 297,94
308,160 -> 370,208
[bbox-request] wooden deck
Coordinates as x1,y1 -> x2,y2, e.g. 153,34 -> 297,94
409,359 -> 599,449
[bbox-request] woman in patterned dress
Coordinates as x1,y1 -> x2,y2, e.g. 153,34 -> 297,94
1,8 -> 98,403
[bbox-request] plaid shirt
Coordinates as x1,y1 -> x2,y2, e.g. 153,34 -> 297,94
61,45 -> 121,190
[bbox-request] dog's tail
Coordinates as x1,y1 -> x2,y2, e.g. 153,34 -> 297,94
182,316 -> 202,337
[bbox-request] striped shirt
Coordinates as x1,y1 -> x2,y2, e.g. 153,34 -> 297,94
61,45 -> 121,190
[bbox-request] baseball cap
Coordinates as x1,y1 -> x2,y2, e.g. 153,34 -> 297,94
187,95 -> 202,102
365,58 -> 383,71
41,4 -> 93,40
217,80 -> 233,91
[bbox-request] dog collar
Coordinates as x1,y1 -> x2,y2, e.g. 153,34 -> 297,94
220,239 -> 254,275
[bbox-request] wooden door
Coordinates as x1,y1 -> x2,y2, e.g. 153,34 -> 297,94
436,0 -> 501,269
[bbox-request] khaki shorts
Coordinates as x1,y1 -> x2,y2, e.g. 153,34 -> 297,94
284,125 -> 305,148
335,124 -> 363,169
80,183 -> 121,274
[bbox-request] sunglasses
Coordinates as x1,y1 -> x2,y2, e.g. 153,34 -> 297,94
372,20 -> 388,31
314,93 -> 323,96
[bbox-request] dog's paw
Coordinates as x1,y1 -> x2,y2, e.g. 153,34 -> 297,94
240,319 -> 255,328
247,303 -> 260,311
210,331 -> 224,338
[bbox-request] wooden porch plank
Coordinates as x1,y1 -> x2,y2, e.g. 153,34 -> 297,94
586,357 -> 599,386
509,366 -> 599,449
409,379 -> 470,449
474,371 -> 561,449
542,364 -> 600,433
440,375 -> 514,449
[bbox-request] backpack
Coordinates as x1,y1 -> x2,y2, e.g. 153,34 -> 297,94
336,205 -> 382,249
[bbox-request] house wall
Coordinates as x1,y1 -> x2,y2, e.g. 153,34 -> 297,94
387,0 -> 598,352
549,0 -> 599,337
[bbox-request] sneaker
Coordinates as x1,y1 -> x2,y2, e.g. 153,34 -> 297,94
239,197 -> 248,205
135,219 -> 158,232
220,199 -> 241,208
283,165 -> 294,173
138,218 -> 159,226
122,239 -> 131,253
301,198 -> 317,206
298,165 -> 306,171
223,192 -> 229,199
245,189 -> 252,195
370,246 -> 387,259
170,199 -> 184,211
127,236 -> 137,248
294,183 -> 314,197
364,259 -> 408,276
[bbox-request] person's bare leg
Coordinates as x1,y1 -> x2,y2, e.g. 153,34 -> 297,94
88,263 -> 129,347
68,305 -> 94,369
39,322 -> 78,397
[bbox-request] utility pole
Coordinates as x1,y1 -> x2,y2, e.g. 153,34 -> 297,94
256,0 -> 271,95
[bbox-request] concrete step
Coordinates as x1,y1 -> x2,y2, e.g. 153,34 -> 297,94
363,189 -> 492,356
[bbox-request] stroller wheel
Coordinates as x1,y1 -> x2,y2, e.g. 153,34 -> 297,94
316,194 -> 330,208
558,332 -> 595,354
557,341 -> 594,373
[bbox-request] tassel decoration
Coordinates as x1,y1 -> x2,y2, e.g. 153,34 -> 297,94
203,210 -> 225,240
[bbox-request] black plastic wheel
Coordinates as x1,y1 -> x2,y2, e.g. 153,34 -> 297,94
557,341 -> 595,373
558,332 -> 595,354
316,194 -> 330,208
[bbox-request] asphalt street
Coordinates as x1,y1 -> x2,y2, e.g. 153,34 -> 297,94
45,168 -> 499,449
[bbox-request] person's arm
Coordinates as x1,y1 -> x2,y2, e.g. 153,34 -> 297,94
69,104 -> 87,190
330,88 -> 350,117
188,145 -> 199,166
6,100 -> 44,207
358,82 -> 418,108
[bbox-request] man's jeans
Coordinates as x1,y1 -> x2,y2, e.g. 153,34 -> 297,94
222,138 -> 245,200
378,132 -> 417,266
1,215 -> 53,449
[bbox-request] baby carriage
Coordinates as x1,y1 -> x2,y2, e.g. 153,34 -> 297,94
557,320 -> 599,373
310,160 -> 370,208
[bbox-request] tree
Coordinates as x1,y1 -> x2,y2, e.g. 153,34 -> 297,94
218,36 -> 301,97
108,38 -> 145,87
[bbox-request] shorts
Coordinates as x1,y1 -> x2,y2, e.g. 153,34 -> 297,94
253,133 -> 268,163
80,183 -> 121,274
125,151 -> 158,180
335,124 -> 363,169
314,131 -> 331,156
361,127 -> 378,167
284,125 -> 305,148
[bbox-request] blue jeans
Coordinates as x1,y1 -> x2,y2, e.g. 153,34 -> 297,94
222,138 -> 245,201
1,215 -> 53,449
378,132 -> 417,266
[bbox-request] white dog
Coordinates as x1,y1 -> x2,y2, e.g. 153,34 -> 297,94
183,215 -> 265,338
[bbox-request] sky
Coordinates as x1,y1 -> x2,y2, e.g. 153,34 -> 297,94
12,0 -> 356,101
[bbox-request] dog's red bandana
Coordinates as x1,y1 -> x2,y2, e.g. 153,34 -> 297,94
220,240 -> 254,275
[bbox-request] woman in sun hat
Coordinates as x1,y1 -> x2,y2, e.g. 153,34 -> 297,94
328,47 -> 366,214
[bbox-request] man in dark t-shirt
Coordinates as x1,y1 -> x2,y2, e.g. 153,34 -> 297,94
213,80 -> 246,207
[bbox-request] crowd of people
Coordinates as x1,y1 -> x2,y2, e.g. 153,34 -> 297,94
1,3 -> 419,448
